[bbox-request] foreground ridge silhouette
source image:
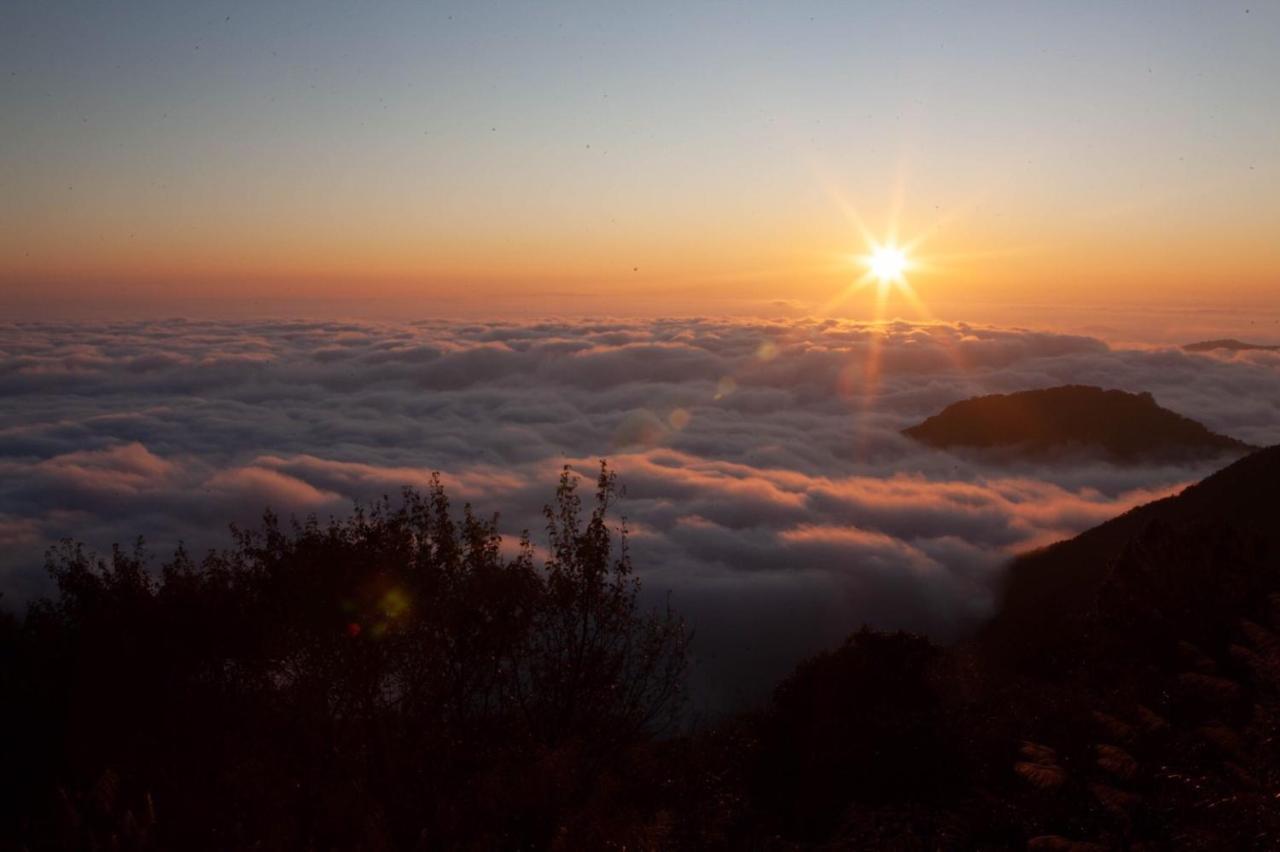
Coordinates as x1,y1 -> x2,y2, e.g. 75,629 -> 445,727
3,450 -> 1280,849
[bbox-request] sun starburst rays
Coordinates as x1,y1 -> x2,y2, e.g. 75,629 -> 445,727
811,196 -> 978,460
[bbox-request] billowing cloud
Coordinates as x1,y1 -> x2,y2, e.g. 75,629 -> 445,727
2,317 -> 1278,708
33,442 -> 178,494
204,466 -> 342,509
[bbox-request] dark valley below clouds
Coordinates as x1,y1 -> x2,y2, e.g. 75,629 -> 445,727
4,316 -> 1279,707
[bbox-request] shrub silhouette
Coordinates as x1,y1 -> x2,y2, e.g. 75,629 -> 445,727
1,463 -> 687,850
749,629 -> 967,840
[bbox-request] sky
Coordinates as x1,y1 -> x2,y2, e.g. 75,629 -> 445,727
3,1 -> 1279,326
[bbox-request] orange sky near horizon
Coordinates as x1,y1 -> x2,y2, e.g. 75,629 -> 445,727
6,192 -> 1277,315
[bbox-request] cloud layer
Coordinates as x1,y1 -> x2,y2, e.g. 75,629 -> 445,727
4,317 -> 1279,708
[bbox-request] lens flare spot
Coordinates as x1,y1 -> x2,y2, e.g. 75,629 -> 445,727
612,409 -> 668,448
381,587 -> 410,619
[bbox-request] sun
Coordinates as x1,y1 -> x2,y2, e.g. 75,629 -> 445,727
822,223 -> 932,320
864,244 -> 909,286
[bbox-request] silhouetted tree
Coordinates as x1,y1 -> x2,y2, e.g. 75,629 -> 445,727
0,463 -> 687,850
748,629 -> 968,841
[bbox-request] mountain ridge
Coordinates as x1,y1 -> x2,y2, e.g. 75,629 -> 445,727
982,443 -> 1280,667
1184,338 -> 1280,353
904,384 -> 1254,463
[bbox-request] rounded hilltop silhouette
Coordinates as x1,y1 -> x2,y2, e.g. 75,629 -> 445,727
1183,338 -> 1280,353
903,384 -> 1255,463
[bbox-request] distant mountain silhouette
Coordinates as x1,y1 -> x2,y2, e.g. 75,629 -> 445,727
903,384 -> 1254,462
1184,338 -> 1280,352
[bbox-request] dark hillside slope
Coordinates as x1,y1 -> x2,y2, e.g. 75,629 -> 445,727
738,446 -> 1280,849
751,446 -> 1279,847
983,444 -> 1280,667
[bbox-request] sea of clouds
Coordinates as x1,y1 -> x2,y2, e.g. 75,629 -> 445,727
3,317 -> 1279,709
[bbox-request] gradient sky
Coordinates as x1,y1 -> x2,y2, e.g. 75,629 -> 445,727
2,1 -> 1278,320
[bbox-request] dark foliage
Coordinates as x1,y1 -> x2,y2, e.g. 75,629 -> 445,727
751,629 -> 964,838
5,449 -> 1280,849
1,463 -> 688,850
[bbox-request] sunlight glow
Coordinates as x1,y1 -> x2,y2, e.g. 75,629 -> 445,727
865,244 -> 909,286
809,206 -> 961,460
